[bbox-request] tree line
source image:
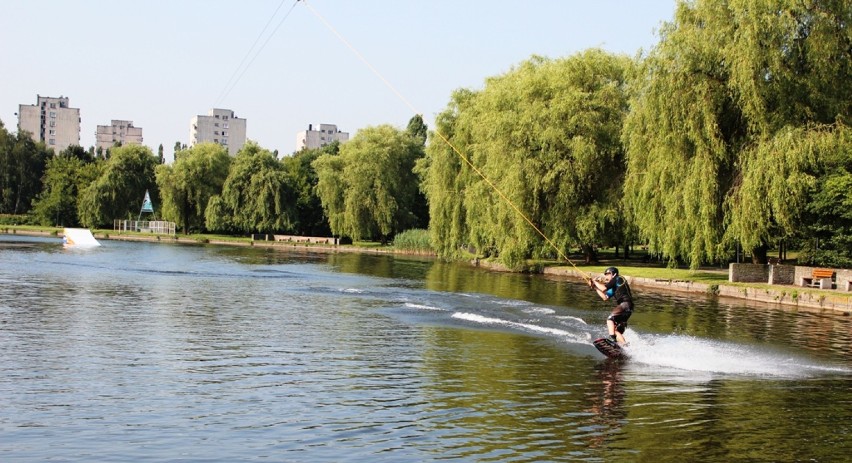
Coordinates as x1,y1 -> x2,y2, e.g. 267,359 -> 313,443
1,0 -> 849,269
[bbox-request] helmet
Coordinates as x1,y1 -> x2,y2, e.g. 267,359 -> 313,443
604,267 -> 618,276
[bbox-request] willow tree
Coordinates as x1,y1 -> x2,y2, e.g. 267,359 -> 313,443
415,89 -> 477,259
280,141 -> 338,237
623,0 -> 851,267
156,142 -> 231,234
205,141 -> 296,234
313,124 -> 425,243
78,144 -> 159,228
31,154 -> 99,227
420,51 -> 633,266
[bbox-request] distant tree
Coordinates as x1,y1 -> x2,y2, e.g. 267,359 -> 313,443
406,114 -> 428,146
58,144 -> 94,163
207,142 -> 296,233
313,125 -> 425,244
173,141 -> 187,162
158,144 -> 164,164
77,145 -> 159,228
205,141 -> 295,234
280,141 -> 337,236
31,155 -> 100,226
156,143 -> 230,234
0,121 -> 52,215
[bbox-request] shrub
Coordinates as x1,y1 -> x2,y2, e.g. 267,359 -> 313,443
393,229 -> 433,254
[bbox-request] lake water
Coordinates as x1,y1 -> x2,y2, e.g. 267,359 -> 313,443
1,234 -> 850,462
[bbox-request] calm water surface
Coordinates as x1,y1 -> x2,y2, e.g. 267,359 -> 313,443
1,235 -> 850,462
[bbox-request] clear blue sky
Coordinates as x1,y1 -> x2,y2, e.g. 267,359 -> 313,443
1,0 -> 675,161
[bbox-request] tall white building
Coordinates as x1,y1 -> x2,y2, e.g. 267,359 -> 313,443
189,108 -> 246,155
17,95 -> 81,153
95,120 -> 143,152
296,123 -> 349,151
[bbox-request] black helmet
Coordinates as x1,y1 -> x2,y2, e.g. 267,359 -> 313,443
605,267 -> 618,276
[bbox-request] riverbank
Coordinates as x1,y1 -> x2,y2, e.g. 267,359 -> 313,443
4,227 -> 851,314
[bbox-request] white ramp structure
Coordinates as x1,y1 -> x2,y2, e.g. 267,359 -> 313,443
63,228 -> 101,248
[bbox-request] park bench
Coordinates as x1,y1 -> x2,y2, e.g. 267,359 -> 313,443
802,268 -> 835,289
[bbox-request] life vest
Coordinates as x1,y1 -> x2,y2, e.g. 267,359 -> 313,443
606,275 -> 633,305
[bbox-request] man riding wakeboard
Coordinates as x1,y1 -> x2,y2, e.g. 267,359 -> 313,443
589,267 -> 634,345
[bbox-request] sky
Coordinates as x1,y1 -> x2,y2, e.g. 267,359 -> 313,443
1,0 -> 676,162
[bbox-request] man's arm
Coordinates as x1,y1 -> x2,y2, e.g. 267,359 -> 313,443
589,278 -> 609,301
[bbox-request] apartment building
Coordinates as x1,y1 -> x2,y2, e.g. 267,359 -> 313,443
95,119 -> 143,151
189,108 -> 246,156
295,123 -> 349,151
17,95 -> 81,153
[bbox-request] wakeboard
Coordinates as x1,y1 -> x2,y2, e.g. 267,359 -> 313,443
593,337 -> 625,359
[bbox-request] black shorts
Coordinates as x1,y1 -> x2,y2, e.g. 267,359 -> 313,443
607,302 -> 633,333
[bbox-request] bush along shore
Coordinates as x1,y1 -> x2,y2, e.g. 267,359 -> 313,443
4,226 -> 850,314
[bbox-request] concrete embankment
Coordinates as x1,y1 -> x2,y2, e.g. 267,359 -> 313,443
541,266 -> 852,314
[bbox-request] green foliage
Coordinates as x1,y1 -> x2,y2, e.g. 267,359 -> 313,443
0,121 -> 52,215
0,214 -> 36,226
392,228 -> 433,253
313,125 -> 426,243
206,141 -> 296,234
156,143 -> 231,234
31,155 -> 99,226
707,284 -> 720,296
420,50 -> 633,267
406,114 -> 428,146
78,145 -> 159,228
797,125 -> 852,267
415,89 -> 475,260
58,144 -> 95,163
622,0 -> 851,268
280,142 -> 337,236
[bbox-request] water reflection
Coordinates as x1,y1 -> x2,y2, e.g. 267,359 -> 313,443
584,360 -> 627,451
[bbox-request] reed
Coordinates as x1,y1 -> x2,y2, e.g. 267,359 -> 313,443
392,229 -> 433,254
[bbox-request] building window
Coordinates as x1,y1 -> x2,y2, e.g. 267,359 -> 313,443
50,103 -> 56,109
224,123 -> 229,129
223,131 -> 227,136
49,139 -> 55,145
214,131 -> 219,135
49,129 -> 55,135
49,112 -> 56,118
214,122 -> 220,127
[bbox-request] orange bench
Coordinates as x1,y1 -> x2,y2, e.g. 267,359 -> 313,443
802,268 -> 835,289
